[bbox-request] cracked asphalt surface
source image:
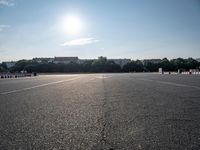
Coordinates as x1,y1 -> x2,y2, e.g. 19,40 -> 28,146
0,73 -> 200,150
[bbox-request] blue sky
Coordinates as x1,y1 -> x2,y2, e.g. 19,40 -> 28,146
0,0 -> 200,61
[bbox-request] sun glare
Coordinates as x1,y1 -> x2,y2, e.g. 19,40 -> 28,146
62,16 -> 82,35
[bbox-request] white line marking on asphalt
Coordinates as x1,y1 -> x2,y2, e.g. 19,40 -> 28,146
0,77 -> 80,95
95,76 -> 112,79
87,78 -> 97,81
137,78 -> 200,90
0,75 -> 79,84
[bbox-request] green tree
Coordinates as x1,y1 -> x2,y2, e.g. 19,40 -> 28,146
123,60 -> 144,72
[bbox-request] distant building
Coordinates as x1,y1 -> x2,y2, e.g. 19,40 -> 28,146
3,61 -> 16,68
77,59 -> 95,64
196,58 -> 200,62
109,59 -> 131,67
78,58 -> 131,67
33,58 -> 54,63
54,57 -> 79,64
142,59 -> 162,65
48,58 -> 54,63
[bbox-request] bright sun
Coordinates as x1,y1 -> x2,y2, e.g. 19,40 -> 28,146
63,16 -> 82,35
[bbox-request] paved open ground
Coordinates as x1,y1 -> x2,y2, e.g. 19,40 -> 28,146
0,73 -> 200,150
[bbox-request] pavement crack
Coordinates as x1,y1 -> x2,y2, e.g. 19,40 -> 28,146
98,75 -> 115,150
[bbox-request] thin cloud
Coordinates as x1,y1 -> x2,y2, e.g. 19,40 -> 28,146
0,0 -> 14,6
0,25 -> 10,32
61,38 -> 99,46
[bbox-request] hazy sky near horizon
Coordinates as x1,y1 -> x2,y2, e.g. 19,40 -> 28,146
0,0 -> 200,61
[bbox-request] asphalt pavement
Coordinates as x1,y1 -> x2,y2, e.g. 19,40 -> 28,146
0,73 -> 200,150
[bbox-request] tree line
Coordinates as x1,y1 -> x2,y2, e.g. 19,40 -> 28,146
0,57 -> 199,73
